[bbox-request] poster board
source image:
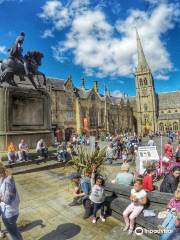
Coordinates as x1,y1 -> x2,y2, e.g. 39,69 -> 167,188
137,146 -> 159,175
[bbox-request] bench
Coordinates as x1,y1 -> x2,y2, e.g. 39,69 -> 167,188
104,183 -> 173,239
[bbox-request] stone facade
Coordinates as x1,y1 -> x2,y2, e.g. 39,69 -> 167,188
47,77 -> 135,140
47,31 -> 180,139
130,31 -> 180,136
0,85 -> 53,151
47,77 -> 76,141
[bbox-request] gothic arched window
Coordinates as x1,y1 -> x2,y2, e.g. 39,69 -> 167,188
91,93 -> 96,101
66,97 -> 72,107
144,104 -> 148,111
159,123 -> 164,131
139,78 -> 143,86
81,107 -> 86,118
173,122 -> 178,131
89,108 -> 97,127
144,77 -> 148,85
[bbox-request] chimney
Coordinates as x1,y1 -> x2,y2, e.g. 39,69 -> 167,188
93,80 -> 98,93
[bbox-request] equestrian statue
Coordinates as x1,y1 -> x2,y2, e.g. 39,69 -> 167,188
0,32 -> 46,89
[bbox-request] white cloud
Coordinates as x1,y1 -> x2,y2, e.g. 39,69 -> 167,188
155,73 -> 169,80
144,0 -> 168,5
39,0 -> 90,30
111,90 -> 123,98
0,45 -> 6,54
39,1 -> 180,80
41,29 -> 54,38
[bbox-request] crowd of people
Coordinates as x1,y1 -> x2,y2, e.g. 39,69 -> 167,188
7,138 -> 49,164
1,131 -> 180,239
67,133 -> 180,239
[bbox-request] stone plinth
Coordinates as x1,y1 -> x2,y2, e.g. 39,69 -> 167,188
0,86 -> 53,151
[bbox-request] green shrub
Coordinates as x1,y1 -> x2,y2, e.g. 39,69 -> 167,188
65,146 -> 106,175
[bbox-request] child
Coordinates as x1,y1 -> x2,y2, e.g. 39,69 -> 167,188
155,161 -> 161,180
122,148 -> 128,163
89,167 -> 106,223
123,179 -> 147,235
142,167 -> 156,192
159,189 -> 180,240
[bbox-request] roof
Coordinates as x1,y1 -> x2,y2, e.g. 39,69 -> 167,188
128,96 -> 136,110
136,30 -> 150,72
76,88 -> 92,99
158,91 -> 180,110
110,96 -> 122,104
47,77 -> 65,91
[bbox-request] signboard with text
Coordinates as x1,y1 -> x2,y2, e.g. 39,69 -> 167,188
137,146 -> 159,175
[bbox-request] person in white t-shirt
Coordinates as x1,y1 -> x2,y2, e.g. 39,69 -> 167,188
18,139 -> 29,161
123,179 -> 147,235
147,136 -> 155,146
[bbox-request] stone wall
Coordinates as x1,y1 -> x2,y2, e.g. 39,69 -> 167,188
0,87 -> 53,151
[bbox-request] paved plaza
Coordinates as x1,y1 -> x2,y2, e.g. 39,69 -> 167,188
2,136 -> 179,240
7,165 -> 150,240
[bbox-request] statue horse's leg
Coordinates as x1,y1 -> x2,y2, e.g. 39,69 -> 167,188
28,75 -> 37,89
35,72 -> 46,86
42,74 -> 46,86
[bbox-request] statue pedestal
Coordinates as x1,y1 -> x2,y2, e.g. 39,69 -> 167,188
0,87 -> 53,151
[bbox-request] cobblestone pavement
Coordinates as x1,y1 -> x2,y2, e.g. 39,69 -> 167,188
9,166 -> 150,240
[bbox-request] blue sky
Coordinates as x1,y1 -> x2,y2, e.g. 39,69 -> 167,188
0,0 -> 180,96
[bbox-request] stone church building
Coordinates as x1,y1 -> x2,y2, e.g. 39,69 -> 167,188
47,76 -> 134,141
47,31 -> 180,140
131,31 -> 180,136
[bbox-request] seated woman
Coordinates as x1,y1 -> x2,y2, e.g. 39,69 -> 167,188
7,142 -> 18,164
159,188 -> 180,240
111,163 -> 134,186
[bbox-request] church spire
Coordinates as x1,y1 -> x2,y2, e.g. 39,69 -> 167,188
136,29 -> 150,72
81,77 -> 85,89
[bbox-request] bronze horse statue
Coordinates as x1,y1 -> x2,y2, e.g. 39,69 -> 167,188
0,51 -> 46,89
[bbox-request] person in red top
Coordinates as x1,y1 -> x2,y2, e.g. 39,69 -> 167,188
142,167 -> 156,192
175,140 -> 180,162
164,140 -> 173,160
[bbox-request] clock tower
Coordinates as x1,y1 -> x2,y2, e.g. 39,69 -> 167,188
135,30 -> 157,135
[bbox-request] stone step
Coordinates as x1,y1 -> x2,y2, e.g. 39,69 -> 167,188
8,159 -> 66,175
5,153 -> 56,168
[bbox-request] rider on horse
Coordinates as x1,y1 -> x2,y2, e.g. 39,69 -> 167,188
8,32 -> 30,76
0,32 -> 46,89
